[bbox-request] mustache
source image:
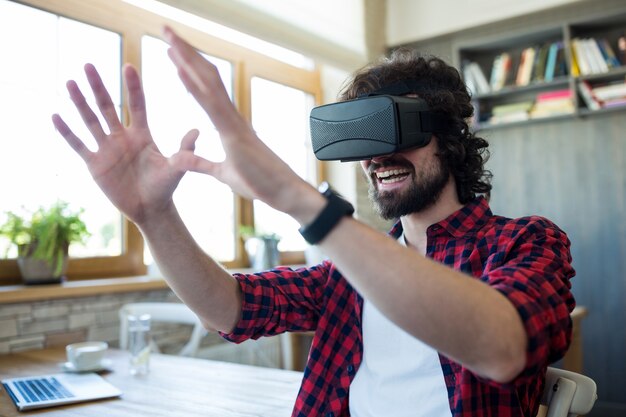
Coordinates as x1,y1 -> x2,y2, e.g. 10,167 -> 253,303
367,156 -> 414,175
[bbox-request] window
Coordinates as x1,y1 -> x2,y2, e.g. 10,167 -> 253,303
0,0 -> 141,284
0,0 -> 321,284
142,36 -> 236,262
251,77 -> 316,252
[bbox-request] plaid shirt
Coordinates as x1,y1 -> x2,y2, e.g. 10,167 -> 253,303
221,197 -> 575,417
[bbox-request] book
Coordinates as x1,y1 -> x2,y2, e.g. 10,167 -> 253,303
532,43 -> 551,82
536,89 -> 572,102
515,48 -> 529,85
469,62 -> 491,94
578,80 -> 602,110
462,61 -> 478,96
602,97 -> 626,108
517,46 -> 537,86
491,101 -> 534,115
530,89 -> 575,118
488,100 -> 533,125
554,42 -> 568,77
530,98 -> 575,118
597,38 -> 621,68
489,112 -> 530,124
499,53 -> 513,89
592,81 -> 626,101
544,42 -> 560,82
489,53 -> 511,91
585,38 -> 609,73
618,34 -> 626,66
489,54 -> 503,90
572,38 -> 591,75
569,42 -> 580,76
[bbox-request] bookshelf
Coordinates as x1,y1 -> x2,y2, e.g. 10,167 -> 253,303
457,12 -> 626,130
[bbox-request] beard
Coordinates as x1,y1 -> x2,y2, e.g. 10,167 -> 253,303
367,156 -> 450,220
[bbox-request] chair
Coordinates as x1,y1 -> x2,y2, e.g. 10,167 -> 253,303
119,302 -> 208,357
540,367 -> 597,417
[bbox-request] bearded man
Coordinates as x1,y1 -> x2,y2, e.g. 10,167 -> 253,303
54,27 -> 575,417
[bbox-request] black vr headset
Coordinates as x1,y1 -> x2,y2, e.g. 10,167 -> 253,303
309,81 -> 453,161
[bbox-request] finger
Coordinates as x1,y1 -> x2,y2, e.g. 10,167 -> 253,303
163,27 -> 243,135
66,80 -> 107,143
123,64 -> 148,127
170,151 -> 217,176
84,63 -> 124,133
179,129 -> 200,152
51,114 -> 94,162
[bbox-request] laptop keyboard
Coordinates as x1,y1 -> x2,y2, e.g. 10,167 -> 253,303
12,377 -> 75,403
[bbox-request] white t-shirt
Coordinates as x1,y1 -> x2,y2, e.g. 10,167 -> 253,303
349,235 -> 452,417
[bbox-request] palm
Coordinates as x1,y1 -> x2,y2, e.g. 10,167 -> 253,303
52,64 -> 194,225
88,128 -> 179,223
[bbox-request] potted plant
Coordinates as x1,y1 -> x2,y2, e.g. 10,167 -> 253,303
0,201 -> 90,284
239,225 -> 281,270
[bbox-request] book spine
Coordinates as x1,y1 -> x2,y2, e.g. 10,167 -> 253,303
569,42 -> 580,76
578,80 -> 602,111
544,42 -> 559,82
470,62 -> 491,94
516,49 -> 528,86
572,38 -> 590,75
587,38 -> 609,73
536,89 -> 572,102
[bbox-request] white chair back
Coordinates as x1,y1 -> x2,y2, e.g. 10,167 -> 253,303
119,302 -> 208,357
541,367 -> 597,417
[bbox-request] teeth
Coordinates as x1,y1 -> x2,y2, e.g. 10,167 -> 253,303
376,169 -> 410,179
381,176 -> 406,184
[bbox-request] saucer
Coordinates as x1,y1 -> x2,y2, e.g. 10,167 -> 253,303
62,359 -> 113,373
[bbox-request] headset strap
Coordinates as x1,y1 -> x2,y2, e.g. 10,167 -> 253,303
358,80 -> 435,97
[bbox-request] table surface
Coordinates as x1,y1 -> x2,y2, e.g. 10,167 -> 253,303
0,347 -> 303,417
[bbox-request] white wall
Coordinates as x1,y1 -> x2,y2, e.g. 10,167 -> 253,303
234,0 -> 366,58
386,0 -> 590,46
158,0 -> 368,70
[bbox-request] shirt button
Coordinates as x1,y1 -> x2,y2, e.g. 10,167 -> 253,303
347,364 -> 354,374
326,412 -> 334,417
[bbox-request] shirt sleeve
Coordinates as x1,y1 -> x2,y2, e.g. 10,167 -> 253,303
219,262 -> 332,343
483,217 -> 575,386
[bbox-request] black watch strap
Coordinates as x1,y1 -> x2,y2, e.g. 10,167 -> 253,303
299,182 -> 355,245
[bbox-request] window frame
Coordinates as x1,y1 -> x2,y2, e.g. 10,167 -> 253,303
0,0 -> 322,284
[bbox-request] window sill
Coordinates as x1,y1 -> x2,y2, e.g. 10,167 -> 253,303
0,265 -> 308,305
0,275 -> 170,304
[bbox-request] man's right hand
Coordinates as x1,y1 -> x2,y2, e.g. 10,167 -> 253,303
52,63 -> 198,227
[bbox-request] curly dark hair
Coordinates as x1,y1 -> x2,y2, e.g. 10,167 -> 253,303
339,48 -> 492,204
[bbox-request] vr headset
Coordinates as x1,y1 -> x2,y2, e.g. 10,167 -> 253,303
309,82 -> 452,161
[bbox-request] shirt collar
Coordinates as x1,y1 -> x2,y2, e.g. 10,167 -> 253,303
389,196 -> 492,239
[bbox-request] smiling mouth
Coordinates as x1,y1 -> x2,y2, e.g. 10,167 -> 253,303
375,168 -> 412,184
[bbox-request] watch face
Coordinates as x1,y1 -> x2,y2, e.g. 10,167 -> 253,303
318,181 -> 331,195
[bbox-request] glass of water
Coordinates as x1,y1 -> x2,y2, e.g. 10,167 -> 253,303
127,314 -> 151,376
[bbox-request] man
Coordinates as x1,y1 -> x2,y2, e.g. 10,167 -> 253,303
52,27 -> 574,417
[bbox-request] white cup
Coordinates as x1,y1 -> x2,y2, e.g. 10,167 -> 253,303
66,341 -> 108,371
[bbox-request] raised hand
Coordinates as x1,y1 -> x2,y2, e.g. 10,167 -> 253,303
162,26 -> 314,216
52,63 -> 198,226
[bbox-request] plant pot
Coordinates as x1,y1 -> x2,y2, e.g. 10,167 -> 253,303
245,237 -> 280,271
16,242 -> 68,285
17,256 -> 68,285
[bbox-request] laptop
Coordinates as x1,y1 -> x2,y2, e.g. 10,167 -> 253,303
2,373 -> 122,411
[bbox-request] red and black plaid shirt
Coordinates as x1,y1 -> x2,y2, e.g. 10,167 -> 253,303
221,197 -> 575,417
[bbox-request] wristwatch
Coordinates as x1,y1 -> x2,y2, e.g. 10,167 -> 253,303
299,182 -> 355,245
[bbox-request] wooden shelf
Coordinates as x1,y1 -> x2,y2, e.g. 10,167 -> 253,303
458,11 -> 626,130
